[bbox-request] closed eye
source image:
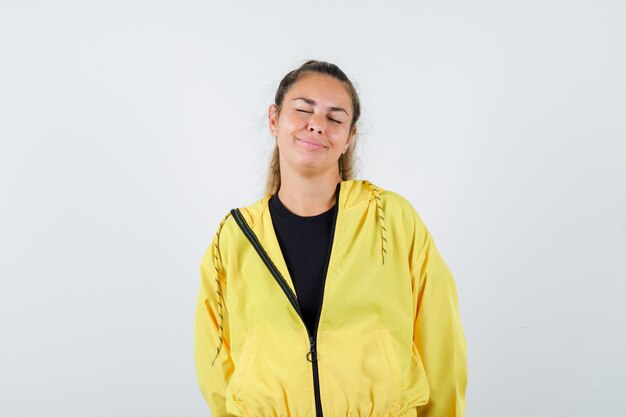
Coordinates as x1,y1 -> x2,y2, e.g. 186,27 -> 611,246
297,109 -> 342,124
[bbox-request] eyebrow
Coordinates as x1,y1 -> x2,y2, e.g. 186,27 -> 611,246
291,97 -> 350,116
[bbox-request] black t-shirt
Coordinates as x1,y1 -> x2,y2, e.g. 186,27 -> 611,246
268,183 -> 340,336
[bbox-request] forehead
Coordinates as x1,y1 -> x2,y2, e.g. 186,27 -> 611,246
286,73 -> 352,108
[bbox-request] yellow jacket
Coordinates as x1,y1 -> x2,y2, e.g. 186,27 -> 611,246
194,179 -> 467,417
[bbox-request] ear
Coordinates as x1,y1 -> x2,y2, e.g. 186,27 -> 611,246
347,125 -> 357,146
268,104 -> 279,136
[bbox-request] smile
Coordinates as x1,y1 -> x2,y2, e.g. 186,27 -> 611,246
297,138 -> 326,149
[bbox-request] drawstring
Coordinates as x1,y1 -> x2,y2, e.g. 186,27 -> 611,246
211,212 -> 231,366
364,180 -> 387,266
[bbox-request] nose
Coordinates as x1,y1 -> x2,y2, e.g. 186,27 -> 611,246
308,114 -> 324,134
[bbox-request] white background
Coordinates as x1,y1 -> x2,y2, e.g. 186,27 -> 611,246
1,1 -> 625,416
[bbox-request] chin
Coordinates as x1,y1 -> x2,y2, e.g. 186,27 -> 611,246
291,156 -> 323,171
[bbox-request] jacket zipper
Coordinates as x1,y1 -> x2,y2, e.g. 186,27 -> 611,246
231,200 -> 339,417
309,194 -> 339,417
230,208 -> 302,315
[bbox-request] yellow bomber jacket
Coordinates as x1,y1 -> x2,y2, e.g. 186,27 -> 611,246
194,179 -> 467,417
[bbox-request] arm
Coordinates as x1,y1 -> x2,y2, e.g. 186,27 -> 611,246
411,214 -> 468,417
194,227 -> 235,416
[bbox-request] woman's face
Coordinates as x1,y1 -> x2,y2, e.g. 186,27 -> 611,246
269,72 -> 356,177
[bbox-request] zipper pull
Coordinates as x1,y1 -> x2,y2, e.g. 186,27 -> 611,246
307,336 -> 318,362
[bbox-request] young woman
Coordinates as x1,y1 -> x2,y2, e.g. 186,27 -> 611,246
194,60 -> 467,417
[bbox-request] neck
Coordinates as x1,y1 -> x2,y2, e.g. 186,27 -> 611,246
277,170 -> 342,217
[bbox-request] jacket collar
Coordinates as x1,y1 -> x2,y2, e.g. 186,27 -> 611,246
237,179 -> 388,270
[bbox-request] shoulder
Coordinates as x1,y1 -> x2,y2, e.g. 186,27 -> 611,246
362,179 -> 426,228
210,192 -> 267,240
362,179 -> 433,250
200,210 -> 234,269
200,192 -> 269,264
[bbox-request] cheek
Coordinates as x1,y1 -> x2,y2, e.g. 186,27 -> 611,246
328,129 -> 350,145
291,117 -> 310,131
279,113 -> 307,130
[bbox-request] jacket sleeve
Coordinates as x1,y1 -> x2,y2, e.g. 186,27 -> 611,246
410,213 -> 468,417
194,226 -> 235,416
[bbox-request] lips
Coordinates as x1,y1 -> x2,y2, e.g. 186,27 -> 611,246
297,137 -> 326,149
